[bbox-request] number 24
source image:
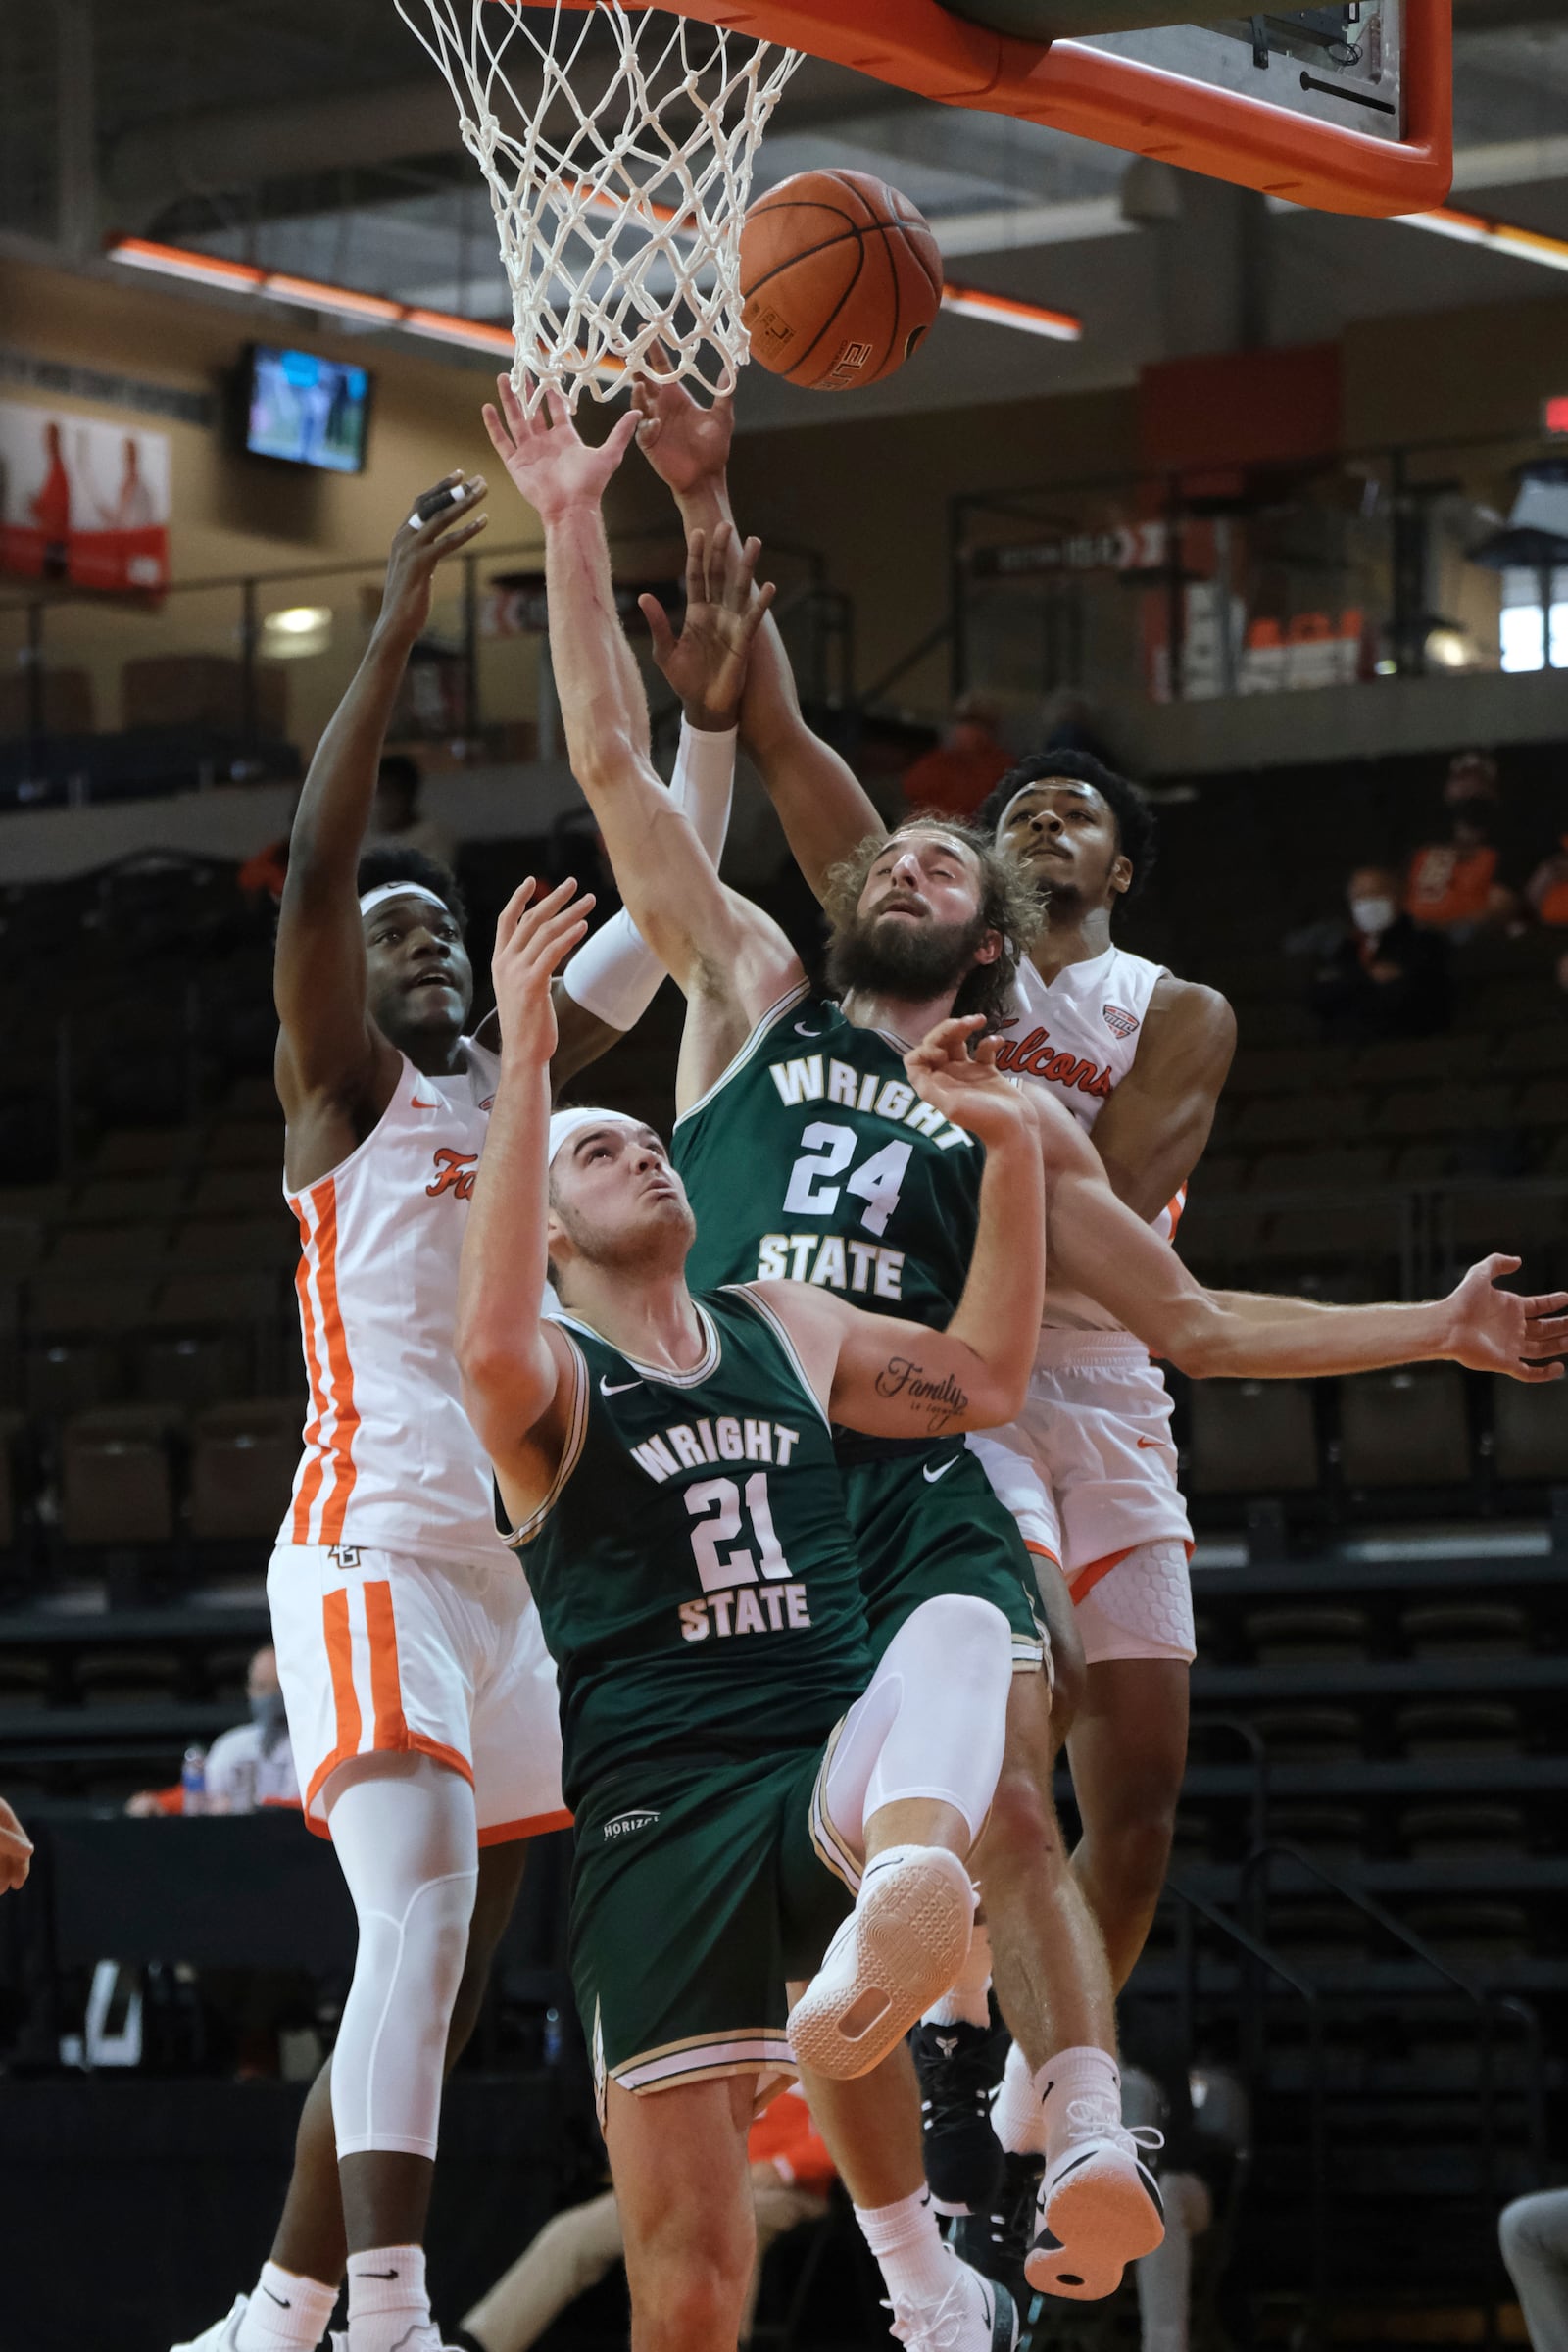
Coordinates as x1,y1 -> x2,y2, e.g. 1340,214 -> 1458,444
781,1122 -> 911,1238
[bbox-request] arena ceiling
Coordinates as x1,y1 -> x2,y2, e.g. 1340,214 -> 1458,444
3,1 -> 1567,426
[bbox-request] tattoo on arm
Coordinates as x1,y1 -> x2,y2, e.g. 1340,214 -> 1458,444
874,1356 -> 969,1435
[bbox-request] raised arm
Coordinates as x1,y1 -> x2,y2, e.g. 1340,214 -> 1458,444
761,1019 -> 1046,1440
484,379 -> 800,1055
1036,1098 -> 1568,1383
455,878 -> 591,1503
630,367 -> 885,904
273,474 -> 487,1114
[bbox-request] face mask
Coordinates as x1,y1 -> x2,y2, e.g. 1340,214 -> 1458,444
250,1690 -> 288,1742
1349,896 -> 1396,936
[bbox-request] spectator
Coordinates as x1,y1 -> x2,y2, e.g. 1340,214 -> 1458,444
1526,831 -> 1568,931
1119,1999 -> 1232,2352
1406,760 -> 1518,936
1308,863 -> 1452,1044
0,1795 -> 30,1891
1499,2187 -> 1568,2352
1040,688 -> 1115,768
900,692 -> 1014,818
367,751 -> 456,868
454,2083 -> 835,2352
125,1645 -> 299,1816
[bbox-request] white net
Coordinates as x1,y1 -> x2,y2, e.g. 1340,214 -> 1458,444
396,0 -> 801,411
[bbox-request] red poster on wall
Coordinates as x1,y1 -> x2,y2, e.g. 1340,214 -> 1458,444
0,402 -> 171,592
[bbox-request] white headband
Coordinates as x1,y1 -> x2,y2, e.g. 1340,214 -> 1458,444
548,1107 -> 640,1168
359,881 -> 452,919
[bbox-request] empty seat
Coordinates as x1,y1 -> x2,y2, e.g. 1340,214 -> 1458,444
65,1175 -> 186,1224
48,1222 -> 170,1272
223,1075 -> 281,1118
1250,1146 -> 1392,1194
1353,1037 -> 1465,1089
1252,1200 -> 1403,1268
1404,1901 -> 1530,1967
0,1216 -> 44,1280
1444,1188 -> 1565,1253
1338,1365 -> 1471,1487
74,1647 -> 183,1704
189,1166 -> 283,1218
1175,1204 -> 1268,1278
1234,1094 -> 1357,1148
1390,1140 -> 1463,1183
206,1120 -> 282,1169
0,1409 -> 24,1550
1398,1804 -> 1525,1858
1496,1026 -> 1568,1077
187,1398 -> 301,1541
1194,1154 -> 1249,1196
1227,1045 -> 1341,1097
147,1270 -> 278,1331
1267,1804 -> 1367,1864
61,1405 -> 180,1545
1244,1606 -> 1370,1665
27,1274 -> 157,1338
25,1341 -> 124,1416
1491,1377 -> 1568,1481
135,1332 -> 251,1409
175,1216 -> 297,1271
1395,1701 -> 1521,1759
1187,1381 -> 1319,1494
1400,1602 -> 1528,1660
1372,1084 -> 1512,1139
0,1653 -> 50,1708
1516,1077 -> 1568,1131
93,1127 -> 205,1177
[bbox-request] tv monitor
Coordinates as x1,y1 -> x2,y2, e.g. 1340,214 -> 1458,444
244,345 -> 371,474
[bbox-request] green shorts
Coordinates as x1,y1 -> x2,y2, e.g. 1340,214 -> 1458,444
838,1443 -> 1048,1676
569,1751 -> 853,2114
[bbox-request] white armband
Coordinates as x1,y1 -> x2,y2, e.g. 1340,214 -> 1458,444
561,721 -> 737,1034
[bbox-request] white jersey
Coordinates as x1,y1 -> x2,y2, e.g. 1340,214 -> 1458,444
995,941 -> 1183,1334
204,1721 -> 301,1810
281,1038 -> 508,1561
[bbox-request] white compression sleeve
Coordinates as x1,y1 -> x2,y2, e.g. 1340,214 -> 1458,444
324,1752 -> 479,2159
561,720 -> 737,1034
822,1594 -> 1012,1863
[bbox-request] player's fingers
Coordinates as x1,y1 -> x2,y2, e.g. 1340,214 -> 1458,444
744,578 -> 778,635
639,594 -> 677,665
1525,1294 -> 1568,1317
494,878 -> 539,952
972,1033 -> 1002,1070
432,514 -> 489,563
481,404 -> 514,461
1476,1253 -> 1522,1283
424,474 -> 485,535
685,530 -> 708,606
1512,1360 -> 1565,1384
498,373 -> 527,436
602,409 -> 641,470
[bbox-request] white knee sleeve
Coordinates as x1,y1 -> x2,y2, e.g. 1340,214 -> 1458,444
825,1595 -> 1012,1858
324,1753 -> 479,2159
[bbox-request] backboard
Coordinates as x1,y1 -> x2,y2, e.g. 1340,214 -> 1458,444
596,1 -> 1451,219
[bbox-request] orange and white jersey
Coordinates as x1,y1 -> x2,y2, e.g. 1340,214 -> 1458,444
994,942 -> 1181,1335
282,1038 -> 508,1561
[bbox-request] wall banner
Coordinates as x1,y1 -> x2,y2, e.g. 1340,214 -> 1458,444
0,400 -> 171,592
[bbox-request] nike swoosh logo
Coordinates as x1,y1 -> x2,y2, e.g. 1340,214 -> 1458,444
922,1457 -> 960,1483
600,1376 -> 641,1396
794,1021 -> 824,1038
358,2269 -> 399,2278
263,2289 -> 291,2308
1136,1437 -> 1169,1450
411,1096 -> 437,1110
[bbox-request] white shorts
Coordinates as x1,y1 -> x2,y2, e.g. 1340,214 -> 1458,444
968,1333 -> 1195,1668
269,1543 -> 570,1843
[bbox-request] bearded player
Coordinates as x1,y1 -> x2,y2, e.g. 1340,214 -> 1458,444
173,473 -> 741,2352
486,378 -> 1566,2318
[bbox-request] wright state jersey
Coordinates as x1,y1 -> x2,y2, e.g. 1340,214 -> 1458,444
674,984 -> 982,1330
508,1287 -> 873,1813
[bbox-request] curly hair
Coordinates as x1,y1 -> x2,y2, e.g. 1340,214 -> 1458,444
355,844 -> 467,932
821,817 -> 1043,1029
979,749 -> 1157,906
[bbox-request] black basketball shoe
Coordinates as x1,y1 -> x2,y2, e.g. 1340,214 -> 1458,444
912,2017 -> 1009,2214
951,2150 -> 1046,2312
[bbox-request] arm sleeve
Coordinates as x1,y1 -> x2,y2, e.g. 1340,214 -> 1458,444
560,721 -> 737,1034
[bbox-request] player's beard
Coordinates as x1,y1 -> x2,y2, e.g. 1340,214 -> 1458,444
826,906 -> 989,1004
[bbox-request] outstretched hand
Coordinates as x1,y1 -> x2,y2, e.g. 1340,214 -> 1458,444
639,522 -> 775,731
0,1795 -> 31,1894
905,1016 -> 1029,1150
482,373 -> 639,525
492,877 -> 596,1070
1445,1257 -> 1568,1383
377,468 -> 489,646
630,364 -> 735,503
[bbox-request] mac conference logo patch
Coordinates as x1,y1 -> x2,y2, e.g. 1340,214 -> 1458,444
1102,1004 -> 1140,1041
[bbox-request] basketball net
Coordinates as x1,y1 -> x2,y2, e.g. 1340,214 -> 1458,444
396,0 -> 801,412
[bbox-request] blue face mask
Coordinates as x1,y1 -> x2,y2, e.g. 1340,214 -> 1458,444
250,1690 -> 288,1743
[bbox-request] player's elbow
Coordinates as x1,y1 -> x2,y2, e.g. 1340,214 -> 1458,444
1160,1298 -> 1232,1379
963,1360 -> 1031,1432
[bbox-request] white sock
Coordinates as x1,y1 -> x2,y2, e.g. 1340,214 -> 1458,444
855,2187 -> 955,2308
993,2039 -> 1048,2156
235,2265 -> 339,2352
923,1921 -> 992,2029
1042,2045 -> 1123,2167
347,2246 -> 435,2352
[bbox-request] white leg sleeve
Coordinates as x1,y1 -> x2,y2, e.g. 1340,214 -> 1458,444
324,1752 -> 479,2160
560,721 -> 736,1033
824,1595 -> 1012,1856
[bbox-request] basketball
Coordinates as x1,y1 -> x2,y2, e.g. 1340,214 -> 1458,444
739,168 -> 944,391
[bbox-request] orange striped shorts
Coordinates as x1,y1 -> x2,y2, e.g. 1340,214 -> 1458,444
267,1543 -> 570,1845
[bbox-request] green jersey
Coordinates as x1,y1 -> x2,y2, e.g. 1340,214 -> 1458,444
509,1286 -> 873,1814
675,984 -> 983,1331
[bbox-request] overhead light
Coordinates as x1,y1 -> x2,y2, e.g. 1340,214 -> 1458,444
939,282 -> 1082,342
107,237 -> 517,359
1396,206 -> 1568,276
262,606 -> 333,659
1423,623 -> 1474,670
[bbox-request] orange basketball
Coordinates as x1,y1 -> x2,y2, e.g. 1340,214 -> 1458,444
739,169 -> 943,391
